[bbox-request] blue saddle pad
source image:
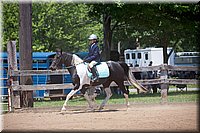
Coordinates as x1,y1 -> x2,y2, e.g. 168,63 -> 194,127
87,62 -> 110,78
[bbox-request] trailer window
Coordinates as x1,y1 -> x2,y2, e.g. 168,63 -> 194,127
145,53 -> 148,60
137,53 -> 141,59
126,54 -> 130,59
175,57 -> 200,64
132,53 -> 135,59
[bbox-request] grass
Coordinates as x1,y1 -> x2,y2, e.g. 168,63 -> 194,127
1,90 -> 198,111
33,90 -> 199,108
169,84 -> 199,88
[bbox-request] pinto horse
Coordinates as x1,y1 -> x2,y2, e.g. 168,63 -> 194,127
49,50 -> 147,111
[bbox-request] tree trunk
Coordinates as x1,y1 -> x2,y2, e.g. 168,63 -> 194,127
19,3 -> 33,107
101,14 -> 112,61
162,33 -> 169,64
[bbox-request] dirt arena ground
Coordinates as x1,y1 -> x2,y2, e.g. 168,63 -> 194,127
2,102 -> 199,132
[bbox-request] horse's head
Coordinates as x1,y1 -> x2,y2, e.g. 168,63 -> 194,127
49,49 -> 63,70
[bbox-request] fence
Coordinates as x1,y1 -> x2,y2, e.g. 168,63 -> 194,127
6,41 -> 199,112
9,64 -> 199,107
130,64 -> 199,85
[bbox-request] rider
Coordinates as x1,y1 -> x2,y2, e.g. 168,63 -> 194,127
83,34 -> 101,82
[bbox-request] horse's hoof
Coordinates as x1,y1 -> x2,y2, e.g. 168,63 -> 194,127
98,106 -> 104,111
61,107 -> 67,112
127,102 -> 130,107
89,109 -> 95,112
85,107 -> 95,112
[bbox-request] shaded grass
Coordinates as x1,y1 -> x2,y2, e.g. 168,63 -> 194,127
34,90 -> 199,108
2,104 -> 9,113
169,84 -> 199,88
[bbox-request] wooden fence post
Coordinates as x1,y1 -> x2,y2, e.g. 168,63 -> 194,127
19,3 -> 33,107
7,41 -> 20,109
160,64 -> 169,104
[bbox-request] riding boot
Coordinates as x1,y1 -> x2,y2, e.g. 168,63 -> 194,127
91,66 -> 99,82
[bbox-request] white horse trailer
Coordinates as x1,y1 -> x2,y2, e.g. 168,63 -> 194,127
124,47 -> 175,67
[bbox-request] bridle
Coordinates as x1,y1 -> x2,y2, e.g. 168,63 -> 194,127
54,53 -> 84,69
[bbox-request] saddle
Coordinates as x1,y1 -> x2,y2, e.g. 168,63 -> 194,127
86,62 -> 110,79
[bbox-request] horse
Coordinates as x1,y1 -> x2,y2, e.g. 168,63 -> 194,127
49,50 -> 148,111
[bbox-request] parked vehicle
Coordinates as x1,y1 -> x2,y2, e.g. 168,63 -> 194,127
172,51 -> 200,80
174,52 -> 200,67
124,47 -> 199,93
124,47 -> 175,67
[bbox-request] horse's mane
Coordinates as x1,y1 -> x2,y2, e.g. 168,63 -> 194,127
61,52 -> 83,66
72,54 -> 83,65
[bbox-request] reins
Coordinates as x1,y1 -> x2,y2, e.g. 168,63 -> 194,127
64,61 -> 84,69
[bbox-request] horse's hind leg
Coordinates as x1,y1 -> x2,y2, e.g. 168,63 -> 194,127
123,93 -> 130,107
117,81 -> 130,108
99,87 -> 112,110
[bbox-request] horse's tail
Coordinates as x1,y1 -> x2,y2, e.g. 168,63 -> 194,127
119,62 -> 148,93
128,70 -> 148,93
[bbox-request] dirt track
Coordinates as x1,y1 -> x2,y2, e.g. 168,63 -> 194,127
2,102 -> 199,132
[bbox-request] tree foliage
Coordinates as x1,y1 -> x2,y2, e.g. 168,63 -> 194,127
88,3 -> 199,61
2,2 -> 102,52
2,2 -> 199,57
2,3 -> 19,51
32,3 -> 102,52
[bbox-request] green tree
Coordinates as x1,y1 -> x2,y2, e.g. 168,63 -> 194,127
32,3 -> 102,52
2,2 -> 199,61
89,3 -> 199,63
88,3 -> 126,60
2,3 -> 19,51
2,3 -> 103,52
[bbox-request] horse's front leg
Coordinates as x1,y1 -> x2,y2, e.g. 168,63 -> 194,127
61,89 -> 79,111
61,73 -> 81,111
99,87 -> 112,110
